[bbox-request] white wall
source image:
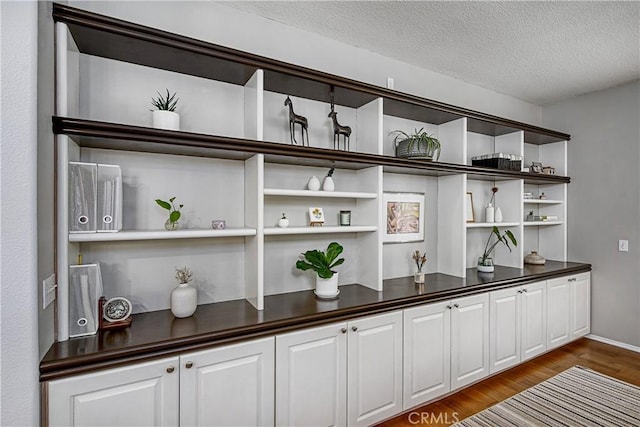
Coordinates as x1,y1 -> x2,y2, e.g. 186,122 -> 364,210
542,80 -> 640,348
0,1 -> 40,426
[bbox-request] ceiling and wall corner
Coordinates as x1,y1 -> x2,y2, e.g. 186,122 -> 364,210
221,1 -> 640,106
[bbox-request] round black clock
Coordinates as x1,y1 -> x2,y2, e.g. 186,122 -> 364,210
103,297 -> 132,322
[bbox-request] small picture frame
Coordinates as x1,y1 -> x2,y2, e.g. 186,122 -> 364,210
308,207 -> 325,226
530,161 -> 543,173
383,192 -> 425,243
466,192 -> 475,223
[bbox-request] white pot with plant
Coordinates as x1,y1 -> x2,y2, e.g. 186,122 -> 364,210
478,226 -> 517,272
295,242 -> 344,298
151,89 -> 180,130
171,266 -> 197,318
322,167 -> 335,191
155,196 -> 183,230
412,250 -> 427,283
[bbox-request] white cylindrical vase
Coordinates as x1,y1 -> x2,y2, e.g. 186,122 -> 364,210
171,282 -> 197,318
315,272 -> 339,298
485,203 -> 495,223
152,110 -> 180,131
494,207 -> 503,223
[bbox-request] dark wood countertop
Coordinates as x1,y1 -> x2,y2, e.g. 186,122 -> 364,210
40,261 -> 590,381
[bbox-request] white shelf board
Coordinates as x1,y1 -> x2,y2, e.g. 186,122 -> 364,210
264,188 -> 377,199
523,221 -> 563,227
264,225 -> 377,235
69,228 -> 257,242
466,222 -> 520,229
523,199 -> 563,204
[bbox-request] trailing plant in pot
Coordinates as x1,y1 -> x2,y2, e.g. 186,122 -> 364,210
295,241 -> 344,298
151,89 -> 180,130
390,128 -> 441,161
155,196 -> 183,230
478,226 -> 517,272
171,266 -> 197,318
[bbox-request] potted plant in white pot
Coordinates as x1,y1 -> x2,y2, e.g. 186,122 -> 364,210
151,89 -> 180,130
478,226 -> 517,272
390,127 -> 441,161
295,241 -> 344,298
171,266 -> 197,318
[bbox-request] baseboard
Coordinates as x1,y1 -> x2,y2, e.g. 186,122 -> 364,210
586,334 -> 640,353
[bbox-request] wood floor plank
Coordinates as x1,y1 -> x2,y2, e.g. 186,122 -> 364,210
376,338 -> 640,427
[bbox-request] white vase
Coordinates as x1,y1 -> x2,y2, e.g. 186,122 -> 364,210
152,110 -> 180,131
278,216 -> 289,228
414,272 -> 425,284
315,272 -> 339,297
485,203 -> 495,223
322,176 -> 335,191
307,176 -> 321,191
171,282 -> 197,318
494,207 -> 503,223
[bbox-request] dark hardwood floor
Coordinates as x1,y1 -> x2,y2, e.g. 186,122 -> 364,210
377,338 -> 640,426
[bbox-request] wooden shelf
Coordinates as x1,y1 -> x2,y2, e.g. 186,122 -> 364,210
466,222 -> 520,228
52,3 -> 570,145
264,225 -> 377,235
264,189 -> 377,199
68,228 -> 257,242
53,117 -> 571,185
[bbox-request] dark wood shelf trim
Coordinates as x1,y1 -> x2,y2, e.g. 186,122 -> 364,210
40,262 -> 591,381
52,3 -> 570,144
53,117 -> 571,184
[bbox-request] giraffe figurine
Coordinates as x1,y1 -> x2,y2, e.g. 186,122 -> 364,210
284,96 -> 309,146
328,110 -> 352,151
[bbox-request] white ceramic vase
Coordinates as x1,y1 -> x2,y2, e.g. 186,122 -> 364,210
477,256 -> 495,273
315,272 -> 339,298
494,207 -> 503,223
485,203 -> 495,223
322,176 -> 335,191
171,282 -> 197,318
278,216 -> 289,228
307,176 -> 321,191
152,110 -> 180,131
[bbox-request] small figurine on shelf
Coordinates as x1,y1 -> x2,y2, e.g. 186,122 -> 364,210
284,96 -> 309,146
539,192 -> 546,200
328,110 -> 352,151
412,250 -> 427,284
278,213 -> 289,228
323,167 -> 335,191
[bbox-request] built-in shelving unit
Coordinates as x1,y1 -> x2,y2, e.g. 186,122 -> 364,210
52,3 -> 572,342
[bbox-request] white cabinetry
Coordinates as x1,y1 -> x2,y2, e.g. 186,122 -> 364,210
547,276 -> 573,349
48,338 -> 274,427
402,293 -> 489,410
571,272 -> 591,339
275,311 -> 402,427
489,281 -> 547,374
48,357 -> 180,427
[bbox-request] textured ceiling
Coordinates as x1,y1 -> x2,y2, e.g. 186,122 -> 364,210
220,1 -> 640,105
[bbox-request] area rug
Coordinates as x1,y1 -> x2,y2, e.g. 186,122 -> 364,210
455,366 -> 640,426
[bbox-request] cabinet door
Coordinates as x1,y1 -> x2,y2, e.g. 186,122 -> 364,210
48,356 -> 179,427
403,301 -> 451,410
571,272 -> 591,339
547,277 -> 572,349
276,322 -> 347,427
489,287 -> 521,374
348,311 -> 403,427
521,281 -> 547,361
451,293 -> 489,390
180,337 -> 275,427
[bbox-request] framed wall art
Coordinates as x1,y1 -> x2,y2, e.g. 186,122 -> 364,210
466,192 -> 475,223
383,192 -> 425,243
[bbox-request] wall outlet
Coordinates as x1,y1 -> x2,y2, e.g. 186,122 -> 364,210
386,77 -> 394,90
618,239 -> 629,252
42,274 -> 57,309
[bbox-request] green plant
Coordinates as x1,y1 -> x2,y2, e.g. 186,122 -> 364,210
155,196 -> 183,225
175,266 -> 193,284
480,226 -> 517,264
151,89 -> 179,111
295,242 -> 345,279
390,127 -> 441,160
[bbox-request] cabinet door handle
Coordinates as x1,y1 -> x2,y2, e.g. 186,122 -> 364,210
341,327 -> 347,334
185,361 -> 193,369
522,288 -> 528,293
352,326 -> 358,332
446,305 -> 452,310
453,304 -> 459,308
517,289 -> 523,293
166,366 -> 175,373
569,278 -> 577,282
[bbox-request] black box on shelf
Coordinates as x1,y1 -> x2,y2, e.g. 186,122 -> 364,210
471,153 -> 522,171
